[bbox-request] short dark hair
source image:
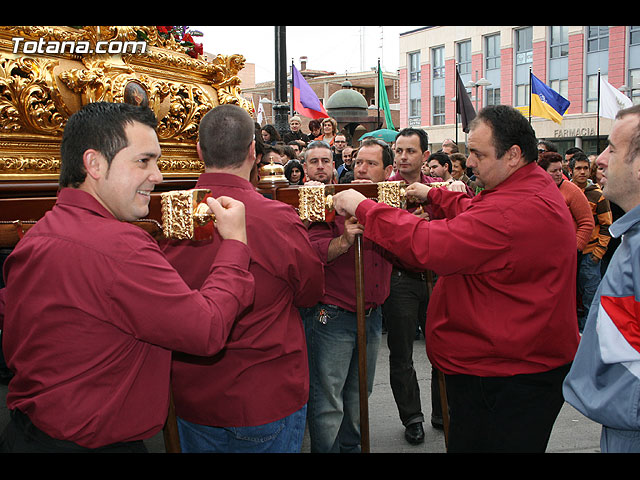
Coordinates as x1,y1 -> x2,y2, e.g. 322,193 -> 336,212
308,119 -> 321,130
427,151 -> 452,172
284,159 -> 304,184
304,140 -> 333,163
538,140 -> 558,153
59,102 -> 157,188
537,151 -> 563,171
470,105 -> 538,164
569,151 -> 590,170
565,146 -> 584,156
396,127 -> 429,153
198,104 -> 255,169
359,138 -> 394,168
450,152 -> 467,169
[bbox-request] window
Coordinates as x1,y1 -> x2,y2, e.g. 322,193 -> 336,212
409,52 -> 421,82
410,98 -> 421,118
432,46 -> 444,79
630,69 -> 640,105
486,87 -> 501,106
515,84 -> 530,107
432,95 -> 445,125
550,26 -> 568,58
587,26 -> 609,52
457,40 -> 471,75
586,73 -> 607,112
515,27 -> 533,65
631,26 -> 640,45
550,79 -> 569,100
485,34 -> 501,70
408,51 -> 421,121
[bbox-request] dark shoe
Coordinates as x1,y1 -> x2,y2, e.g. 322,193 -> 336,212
404,422 -> 425,445
430,415 -> 443,430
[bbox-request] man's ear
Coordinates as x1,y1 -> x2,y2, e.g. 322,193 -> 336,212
82,149 -> 105,180
196,142 -> 203,162
506,144 -> 524,167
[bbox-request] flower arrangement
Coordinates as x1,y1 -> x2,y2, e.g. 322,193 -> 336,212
155,26 -> 204,58
67,26 -> 205,59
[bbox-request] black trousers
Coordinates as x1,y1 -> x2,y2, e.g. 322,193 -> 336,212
382,268 -> 429,426
0,409 -> 148,453
444,363 -> 571,453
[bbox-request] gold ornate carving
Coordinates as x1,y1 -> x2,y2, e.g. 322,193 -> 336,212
0,155 -> 59,174
160,188 -> 215,240
209,54 -> 252,112
377,181 -> 407,209
299,185 -> 335,223
0,56 -> 70,135
0,26 -> 253,180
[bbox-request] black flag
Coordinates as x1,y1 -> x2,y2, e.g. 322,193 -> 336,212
456,69 -> 476,133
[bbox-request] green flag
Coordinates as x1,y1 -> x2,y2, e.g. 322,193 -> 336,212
378,63 -> 395,130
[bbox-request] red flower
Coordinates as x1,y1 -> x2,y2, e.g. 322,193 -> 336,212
182,33 -> 194,45
193,43 -> 203,55
157,26 -> 172,35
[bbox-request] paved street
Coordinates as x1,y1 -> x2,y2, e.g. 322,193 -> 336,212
0,334 -> 602,453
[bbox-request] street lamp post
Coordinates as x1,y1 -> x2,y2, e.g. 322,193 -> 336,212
466,71 -> 492,112
273,26 -> 290,138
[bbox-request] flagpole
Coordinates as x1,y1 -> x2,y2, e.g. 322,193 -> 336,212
455,63 -> 459,147
528,67 -> 532,124
290,58 -> 294,117
377,58 -> 381,129
597,69 -> 601,154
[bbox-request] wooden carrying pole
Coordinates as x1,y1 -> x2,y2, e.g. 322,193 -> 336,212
354,234 -> 370,453
266,183 -> 379,453
163,391 -> 181,453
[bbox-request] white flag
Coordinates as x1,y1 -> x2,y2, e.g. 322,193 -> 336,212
256,97 -> 265,124
599,78 -> 632,119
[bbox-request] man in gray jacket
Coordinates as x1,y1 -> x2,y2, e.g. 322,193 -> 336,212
563,105 -> 640,453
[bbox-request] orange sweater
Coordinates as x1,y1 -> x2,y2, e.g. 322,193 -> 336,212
558,179 -> 595,251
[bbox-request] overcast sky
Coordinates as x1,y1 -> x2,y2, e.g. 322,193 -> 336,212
192,26 -> 423,83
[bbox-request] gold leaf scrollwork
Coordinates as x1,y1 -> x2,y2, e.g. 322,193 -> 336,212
209,54 -> 253,112
59,58 -> 137,104
59,58 -> 213,142
156,83 -> 213,141
0,156 -> 60,174
0,57 -> 70,135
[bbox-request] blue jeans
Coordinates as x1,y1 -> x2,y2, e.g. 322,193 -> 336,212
578,253 -> 601,332
601,426 -> 640,453
301,303 -> 382,453
176,405 -> 307,453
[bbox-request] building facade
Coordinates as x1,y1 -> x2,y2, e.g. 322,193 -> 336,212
399,26 -> 640,155
242,57 -> 400,140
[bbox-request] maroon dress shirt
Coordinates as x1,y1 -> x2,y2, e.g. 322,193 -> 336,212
160,172 -> 324,427
307,215 -> 391,311
356,162 -> 580,377
0,188 -> 254,448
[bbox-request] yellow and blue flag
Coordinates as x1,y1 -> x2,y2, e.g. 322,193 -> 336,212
518,73 -> 570,124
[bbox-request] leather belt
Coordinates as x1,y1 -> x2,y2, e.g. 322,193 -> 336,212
327,304 -> 378,317
393,267 -> 426,281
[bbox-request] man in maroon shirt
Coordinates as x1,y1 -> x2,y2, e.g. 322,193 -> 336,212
302,138 -> 393,453
0,102 -> 254,452
332,105 -> 579,453
160,104 -> 324,453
